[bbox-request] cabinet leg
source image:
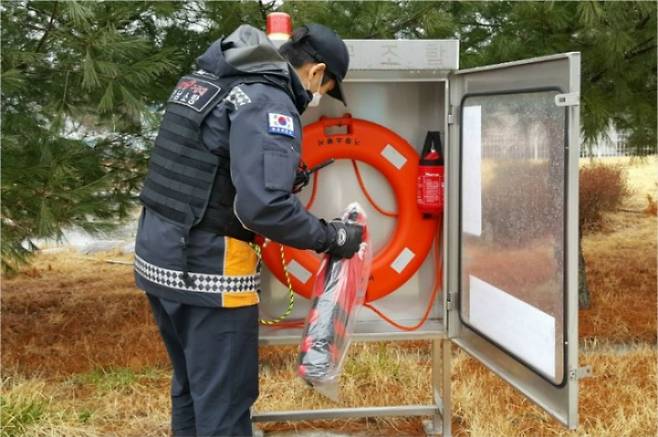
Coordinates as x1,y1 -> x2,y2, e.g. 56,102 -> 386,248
424,338 -> 451,437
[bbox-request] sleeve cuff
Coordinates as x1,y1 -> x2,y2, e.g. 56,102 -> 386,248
314,219 -> 336,253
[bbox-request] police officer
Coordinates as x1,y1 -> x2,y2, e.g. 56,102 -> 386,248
134,22 -> 362,437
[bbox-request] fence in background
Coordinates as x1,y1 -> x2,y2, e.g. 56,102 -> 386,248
481,131 -> 655,160
580,131 -> 655,158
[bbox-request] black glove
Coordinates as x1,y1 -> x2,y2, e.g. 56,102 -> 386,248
324,219 -> 364,259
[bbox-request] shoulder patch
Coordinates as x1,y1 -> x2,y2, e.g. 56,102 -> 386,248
168,77 -> 221,112
226,86 -> 252,109
268,113 -> 295,138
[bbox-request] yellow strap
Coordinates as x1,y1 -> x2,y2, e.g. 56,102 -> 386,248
250,242 -> 295,325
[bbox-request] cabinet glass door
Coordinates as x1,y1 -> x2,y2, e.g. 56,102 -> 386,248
447,53 -> 581,428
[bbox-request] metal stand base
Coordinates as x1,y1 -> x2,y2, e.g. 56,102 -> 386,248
423,419 -> 443,437
253,405 -> 439,422
254,330 -> 452,437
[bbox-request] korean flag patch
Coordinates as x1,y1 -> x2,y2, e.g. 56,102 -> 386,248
268,113 -> 295,138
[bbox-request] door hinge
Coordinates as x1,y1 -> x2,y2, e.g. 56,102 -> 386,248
569,365 -> 592,380
555,92 -> 580,107
446,292 -> 457,311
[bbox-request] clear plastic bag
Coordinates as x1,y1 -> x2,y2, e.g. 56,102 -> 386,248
297,202 -> 372,400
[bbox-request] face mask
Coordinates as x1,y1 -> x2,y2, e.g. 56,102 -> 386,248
308,92 -> 323,107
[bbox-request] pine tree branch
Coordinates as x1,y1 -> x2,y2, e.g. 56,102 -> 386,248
631,36 -> 657,53
257,0 -> 275,22
34,2 -> 58,53
458,20 -> 496,29
628,43 -> 658,60
61,71 -> 70,108
24,22 -> 48,33
368,4 -> 436,38
589,36 -> 656,84
635,13 -> 652,31
26,4 -> 44,16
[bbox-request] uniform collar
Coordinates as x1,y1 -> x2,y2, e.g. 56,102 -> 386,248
288,65 -> 313,114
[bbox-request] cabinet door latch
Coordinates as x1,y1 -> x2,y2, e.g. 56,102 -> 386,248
555,92 -> 580,107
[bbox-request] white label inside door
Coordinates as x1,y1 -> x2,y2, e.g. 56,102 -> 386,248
469,275 -> 556,379
462,105 -> 483,236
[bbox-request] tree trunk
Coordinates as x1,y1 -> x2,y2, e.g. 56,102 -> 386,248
578,237 -> 591,309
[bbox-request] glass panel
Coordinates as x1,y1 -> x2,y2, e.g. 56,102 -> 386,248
459,90 -> 567,385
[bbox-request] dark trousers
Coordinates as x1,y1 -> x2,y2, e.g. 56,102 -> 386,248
147,294 -> 259,437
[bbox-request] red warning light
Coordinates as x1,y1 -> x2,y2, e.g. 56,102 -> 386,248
266,13 -> 292,39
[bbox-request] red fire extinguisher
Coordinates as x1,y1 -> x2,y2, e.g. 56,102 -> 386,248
417,131 -> 444,216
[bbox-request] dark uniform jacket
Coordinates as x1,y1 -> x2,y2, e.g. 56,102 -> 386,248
134,25 -> 334,308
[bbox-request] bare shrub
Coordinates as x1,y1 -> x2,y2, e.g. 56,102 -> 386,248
644,194 -> 657,216
580,163 -> 630,231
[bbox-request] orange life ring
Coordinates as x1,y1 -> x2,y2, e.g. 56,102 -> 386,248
262,115 -> 439,303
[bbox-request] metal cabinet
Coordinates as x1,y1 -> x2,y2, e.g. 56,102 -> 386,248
256,40 -> 582,435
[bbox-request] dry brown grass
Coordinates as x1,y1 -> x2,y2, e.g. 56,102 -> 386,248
1,368 -> 170,437
452,342 -> 657,437
1,343 -> 655,436
256,343 -> 432,436
580,210 -> 657,343
1,251 -> 169,376
1,157 -> 655,436
578,156 -> 657,343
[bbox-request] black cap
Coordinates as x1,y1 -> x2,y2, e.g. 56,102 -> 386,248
292,23 -> 349,106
